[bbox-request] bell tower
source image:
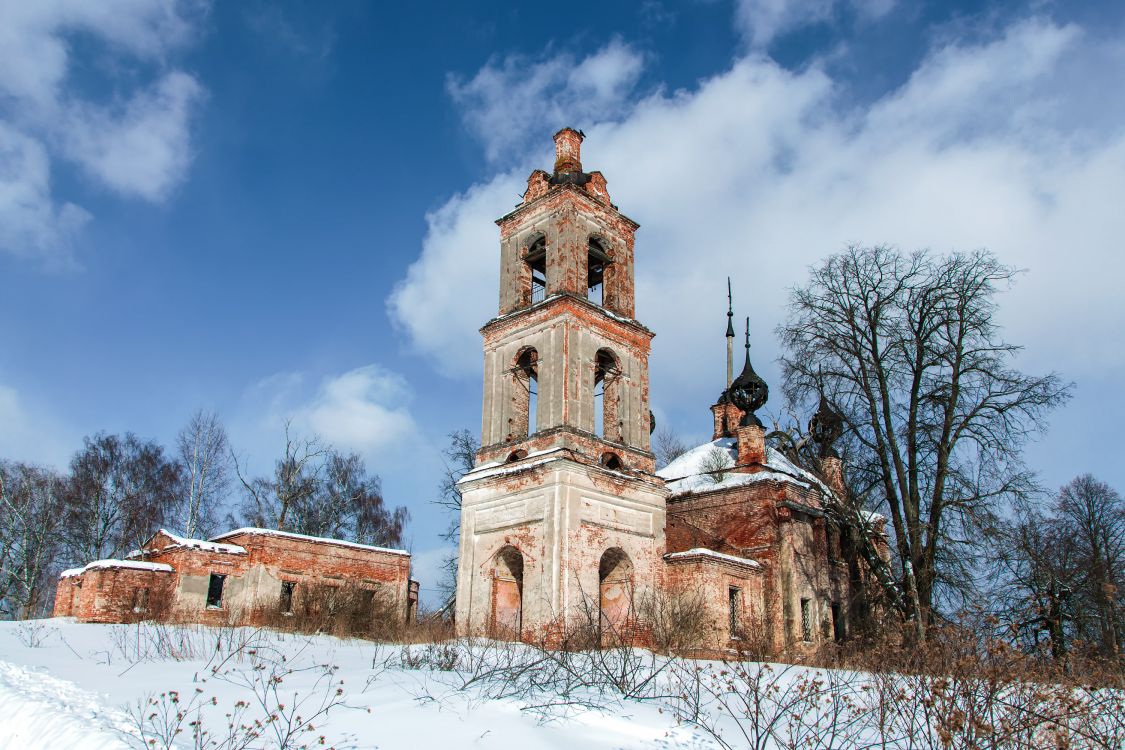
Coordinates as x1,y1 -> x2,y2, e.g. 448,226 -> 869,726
455,129 -> 668,641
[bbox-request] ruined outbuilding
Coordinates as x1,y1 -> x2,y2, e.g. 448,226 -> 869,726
54,528 -> 418,628
455,129 -> 888,654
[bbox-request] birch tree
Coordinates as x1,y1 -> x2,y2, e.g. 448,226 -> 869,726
175,410 -> 230,539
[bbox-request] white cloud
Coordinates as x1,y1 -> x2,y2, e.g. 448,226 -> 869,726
734,0 -> 895,48
391,19 -> 1125,429
58,71 -> 204,201
0,121 -> 90,266
234,365 -> 419,470
447,39 -> 646,163
0,0 -> 206,261
298,366 -> 417,458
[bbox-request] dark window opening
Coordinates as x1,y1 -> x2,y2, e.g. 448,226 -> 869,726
600,452 -> 623,470
506,449 -> 528,463
831,602 -> 844,642
359,589 -> 376,616
132,587 -> 149,613
729,587 -> 742,638
594,349 -> 621,441
800,598 -> 812,642
280,581 -> 295,614
587,239 -> 610,305
515,348 -> 539,436
526,237 -> 547,304
206,573 -> 226,609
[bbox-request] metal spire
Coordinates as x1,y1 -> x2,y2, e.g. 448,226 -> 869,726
726,277 -> 735,388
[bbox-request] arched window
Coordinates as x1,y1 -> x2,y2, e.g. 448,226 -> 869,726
491,546 -> 524,640
587,238 -> 610,305
600,452 -> 623,470
510,347 -> 539,440
598,548 -> 634,644
506,449 -> 528,463
525,235 -> 547,305
593,348 -> 621,442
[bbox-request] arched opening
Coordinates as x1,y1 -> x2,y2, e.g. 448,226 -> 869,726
593,349 -> 621,442
491,546 -> 524,640
525,235 -> 547,305
506,449 -> 528,463
598,548 -> 634,643
587,238 -> 610,305
511,347 -> 539,439
600,452 -> 623,470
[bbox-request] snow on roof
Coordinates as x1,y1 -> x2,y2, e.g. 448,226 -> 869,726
209,528 -> 410,557
458,447 -> 570,483
664,548 -> 762,569
60,559 -> 174,578
657,438 -> 829,496
127,529 -> 247,558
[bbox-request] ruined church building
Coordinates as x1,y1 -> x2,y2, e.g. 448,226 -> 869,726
455,129 -> 888,653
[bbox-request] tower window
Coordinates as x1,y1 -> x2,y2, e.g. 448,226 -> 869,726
512,348 -> 539,438
526,236 -> 547,304
600,452 -> 623,470
587,238 -> 610,305
594,349 -> 621,442
800,598 -> 812,642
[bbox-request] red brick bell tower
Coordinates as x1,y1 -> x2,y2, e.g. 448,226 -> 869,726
455,129 -> 668,642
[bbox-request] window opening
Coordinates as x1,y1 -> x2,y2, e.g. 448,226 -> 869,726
280,581 -> 295,614
831,602 -> 844,642
587,239 -> 610,305
599,548 -> 634,643
594,349 -> 621,441
729,587 -> 742,638
526,237 -> 547,304
800,598 -> 812,641
132,587 -> 149,614
600,452 -> 623,470
512,348 -> 539,436
206,573 -> 226,609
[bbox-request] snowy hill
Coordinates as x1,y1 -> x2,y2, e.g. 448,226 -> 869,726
1,619 -> 1121,749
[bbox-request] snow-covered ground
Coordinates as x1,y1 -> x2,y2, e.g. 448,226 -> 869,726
0,619 -> 714,749
2,619 -> 1120,749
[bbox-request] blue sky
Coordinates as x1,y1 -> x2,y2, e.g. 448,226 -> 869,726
2,0 -> 1124,603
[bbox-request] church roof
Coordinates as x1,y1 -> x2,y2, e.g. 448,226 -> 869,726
657,437 -> 831,496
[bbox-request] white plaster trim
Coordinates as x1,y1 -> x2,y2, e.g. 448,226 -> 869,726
663,548 -> 762,570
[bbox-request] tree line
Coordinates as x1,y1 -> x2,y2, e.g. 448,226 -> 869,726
0,412 -> 409,619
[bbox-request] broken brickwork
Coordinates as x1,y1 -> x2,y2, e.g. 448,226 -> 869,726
457,129 -> 891,656
53,528 -> 417,629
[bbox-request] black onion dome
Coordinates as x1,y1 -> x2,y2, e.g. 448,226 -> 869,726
808,393 -> 844,458
728,318 -> 768,426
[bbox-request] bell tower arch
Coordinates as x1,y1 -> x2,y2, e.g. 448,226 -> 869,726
456,129 -> 668,641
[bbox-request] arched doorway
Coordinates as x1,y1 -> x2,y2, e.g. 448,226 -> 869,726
490,546 -> 524,640
598,548 -> 634,643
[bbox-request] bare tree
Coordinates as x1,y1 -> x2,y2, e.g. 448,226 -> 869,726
988,508 -> 1080,659
236,423 -> 409,548
65,432 -> 181,564
235,422 -> 326,532
1056,475 -> 1124,656
653,425 -> 689,469
175,410 -> 230,539
778,245 -> 1071,639
433,429 -> 478,604
0,462 -> 65,619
